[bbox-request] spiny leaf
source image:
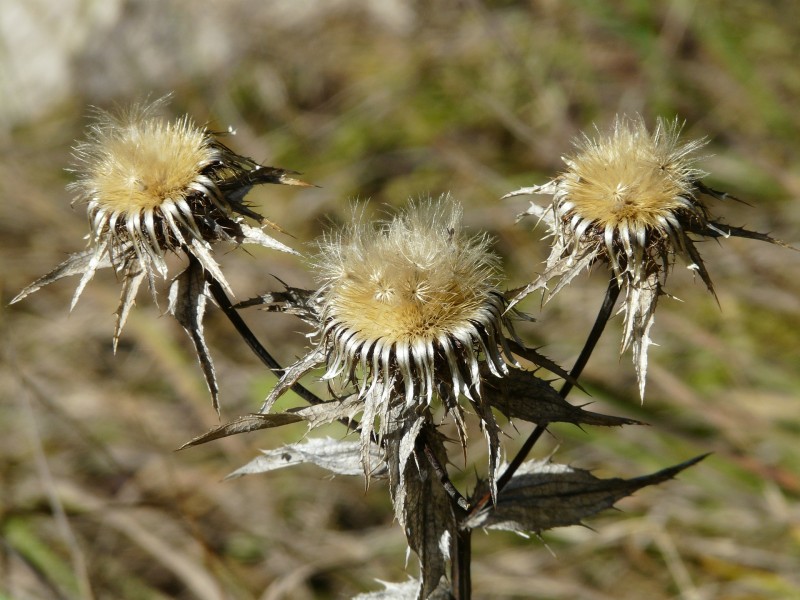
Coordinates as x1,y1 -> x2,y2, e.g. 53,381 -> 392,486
234,282 -> 319,325
464,454 -> 708,533
619,269 -> 660,401
259,346 -> 326,413
504,340 -> 576,385
179,395 -> 364,449
225,437 -> 385,479
168,262 -> 219,413
113,263 -> 145,352
352,577 -> 451,600
385,413 -> 454,599
352,579 -> 420,599
10,248 -> 112,305
178,413 -> 304,449
699,220 -> 797,250
296,393 -> 363,429
483,367 -> 642,427
237,223 -> 299,256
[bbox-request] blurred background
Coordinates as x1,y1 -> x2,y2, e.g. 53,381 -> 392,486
1,1 -> 799,598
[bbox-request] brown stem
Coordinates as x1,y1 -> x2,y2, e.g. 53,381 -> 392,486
205,273 -> 326,407
494,277 -> 621,493
451,527 -> 472,600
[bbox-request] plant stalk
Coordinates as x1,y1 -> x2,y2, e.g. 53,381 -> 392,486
205,274 -> 326,407
455,277 -> 621,597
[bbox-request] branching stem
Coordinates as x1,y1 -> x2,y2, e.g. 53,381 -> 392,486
205,274 -> 326,407
497,277 -> 620,490
455,277 -> 621,597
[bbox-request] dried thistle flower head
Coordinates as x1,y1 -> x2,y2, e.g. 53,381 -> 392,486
559,115 -> 707,279
255,198 -> 520,482
13,96 -> 307,347
506,115 -> 787,399
316,198 -> 514,408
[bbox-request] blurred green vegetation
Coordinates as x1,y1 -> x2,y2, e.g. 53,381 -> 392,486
1,1 -> 799,598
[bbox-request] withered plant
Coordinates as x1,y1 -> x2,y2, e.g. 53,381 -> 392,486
13,101 -> 791,599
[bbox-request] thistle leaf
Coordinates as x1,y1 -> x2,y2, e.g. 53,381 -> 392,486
259,346 -> 326,413
225,437 -> 385,479
179,395 -> 365,450
619,270 -> 660,401
168,263 -> 219,413
353,577 -> 451,600
501,182 -> 560,201
296,394 -> 363,429
385,415 -> 454,599
352,579 -> 420,599
234,283 -> 319,325
10,248 -> 113,305
179,413 -> 305,449
483,367 -> 642,427
465,454 -> 707,533
701,220 -> 797,250
237,223 -> 299,256
113,263 -> 145,352
504,341 -> 576,385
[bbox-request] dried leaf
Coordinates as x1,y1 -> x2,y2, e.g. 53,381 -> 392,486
237,223 -> 299,256
385,415 -> 454,599
179,395 -> 365,450
700,220 -> 797,250
352,577 -> 451,600
179,413 -> 305,449
259,346 -> 326,413
470,395 -> 501,500
501,182 -> 560,202
218,164 -> 313,195
504,340 -> 576,386
225,437 -> 385,479
113,263 -> 145,352
234,283 -> 320,326
168,262 -> 220,413
465,454 -> 707,533
619,270 -> 660,401
505,196 -> 603,311
483,367 -> 642,427
352,579 -> 420,600
295,394 -> 363,430
10,248 -> 112,305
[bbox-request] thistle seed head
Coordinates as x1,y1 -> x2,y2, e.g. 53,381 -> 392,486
13,96 -> 305,350
506,114 -> 785,400
72,98 -> 220,218
557,115 -> 708,283
315,198 -> 514,408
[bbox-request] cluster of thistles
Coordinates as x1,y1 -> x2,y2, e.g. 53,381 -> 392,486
13,99 -> 788,599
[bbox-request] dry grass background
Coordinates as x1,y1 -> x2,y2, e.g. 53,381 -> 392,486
1,1 -> 799,598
